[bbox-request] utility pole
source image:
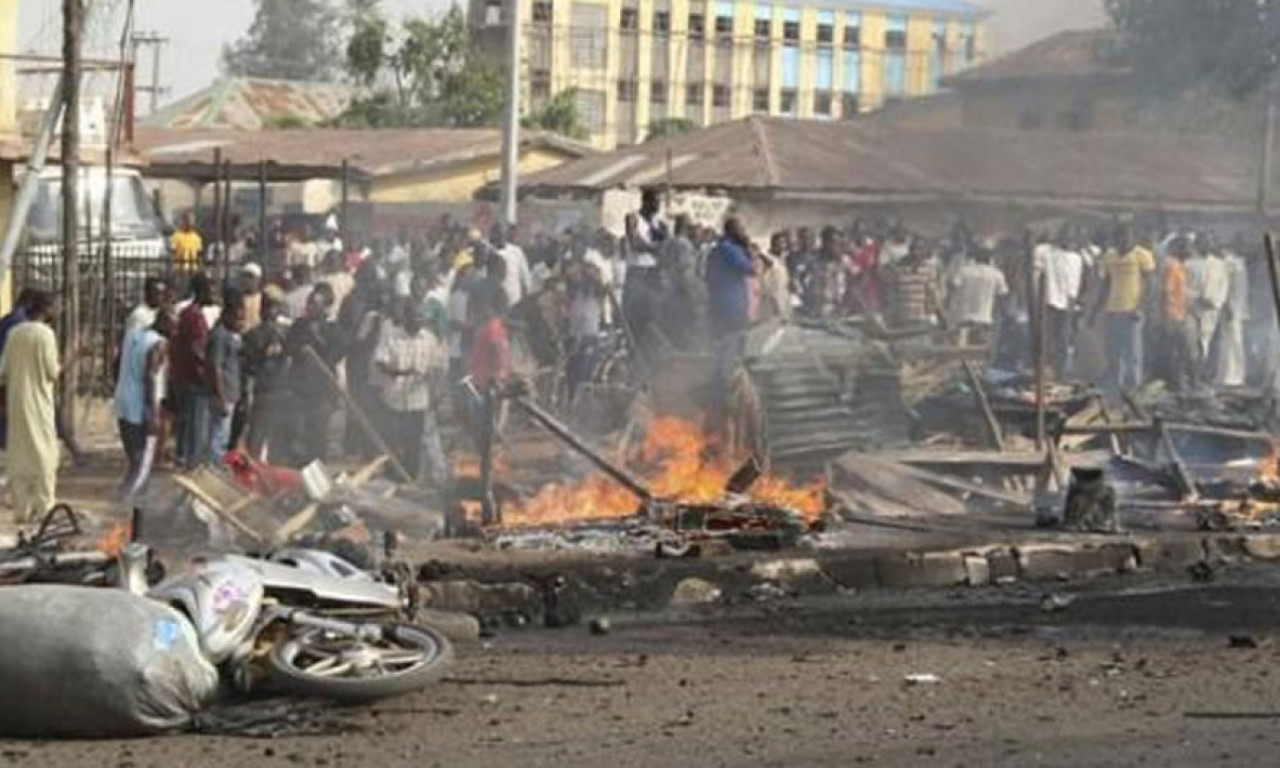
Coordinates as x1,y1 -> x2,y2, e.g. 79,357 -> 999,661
62,0 -> 83,432
498,0 -> 522,227
1261,78 -> 1278,219
130,31 -> 168,114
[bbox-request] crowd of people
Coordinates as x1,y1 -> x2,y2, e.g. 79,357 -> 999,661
0,192 -> 1275,524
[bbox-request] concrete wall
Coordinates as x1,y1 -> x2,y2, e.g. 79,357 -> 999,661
370,147 -> 574,203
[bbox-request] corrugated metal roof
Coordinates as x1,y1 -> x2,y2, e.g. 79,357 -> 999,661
521,116 -> 1271,210
134,126 -> 594,180
945,29 -> 1126,86
142,78 -> 356,131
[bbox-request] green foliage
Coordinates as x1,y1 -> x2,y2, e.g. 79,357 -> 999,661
223,0 -> 342,82
338,5 -> 505,128
522,90 -> 589,140
1106,0 -> 1280,98
646,117 -> 696,141
264,115 -> 313,129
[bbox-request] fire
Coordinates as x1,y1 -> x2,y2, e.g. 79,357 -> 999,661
506,415 -> 825,528
1258,440 -> 1280,487
94,521 -> 131,558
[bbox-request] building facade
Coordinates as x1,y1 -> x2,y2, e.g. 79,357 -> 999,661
471,0 -> 987,149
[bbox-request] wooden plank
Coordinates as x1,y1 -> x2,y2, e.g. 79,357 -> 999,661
830,454 -> 967,516
172,473 -> 268,543
889,460 -> 1032,509
274,455 -> 392,543
961,360 -> 1005,452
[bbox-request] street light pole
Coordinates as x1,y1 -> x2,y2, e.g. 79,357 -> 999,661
499,0 -> 522,227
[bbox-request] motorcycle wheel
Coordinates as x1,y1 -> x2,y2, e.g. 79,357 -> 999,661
267,622 -> 452,703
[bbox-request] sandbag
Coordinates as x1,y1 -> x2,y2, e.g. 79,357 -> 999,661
0,585 -> 219,738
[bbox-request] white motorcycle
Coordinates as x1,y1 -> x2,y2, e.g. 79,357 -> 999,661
122,545 -> 452,703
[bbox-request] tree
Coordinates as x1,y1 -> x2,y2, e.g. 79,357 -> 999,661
646,117 -> 696,141
223,0 -> 343,82
522,90 -> 589,140
1106,0 -> 1280,98
340,5 -> 505,127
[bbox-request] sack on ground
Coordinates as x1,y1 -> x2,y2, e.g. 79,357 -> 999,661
0,585 -> 219,737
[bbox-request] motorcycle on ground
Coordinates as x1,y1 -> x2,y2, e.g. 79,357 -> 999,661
123,544 -> 452,703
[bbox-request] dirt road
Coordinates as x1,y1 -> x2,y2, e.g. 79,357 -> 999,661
12,570 -> 1280,768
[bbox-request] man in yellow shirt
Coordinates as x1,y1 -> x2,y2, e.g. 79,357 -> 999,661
1095,226 -> 1155,392
170,214 -> 203,274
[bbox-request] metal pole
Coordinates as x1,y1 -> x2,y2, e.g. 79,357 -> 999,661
1261,79 -> 1277,219
61,0 -> 83,432
258,161 -> 268,266
340,157 -> 349,247
498,0 -> 522,227
1034,271 -> 1048,452
103,143 -> 115,365
211,147 -> 222,275
0,2 -> 99,295
148,33 -> 162,113
221,158 -> 232,278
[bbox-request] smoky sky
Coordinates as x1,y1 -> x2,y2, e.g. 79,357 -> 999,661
16,0 -> 1107,108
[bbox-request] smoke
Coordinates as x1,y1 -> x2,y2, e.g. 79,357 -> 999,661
978,0 -> 1110,55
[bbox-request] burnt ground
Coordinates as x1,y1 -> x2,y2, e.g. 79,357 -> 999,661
10,564 -> 1280,768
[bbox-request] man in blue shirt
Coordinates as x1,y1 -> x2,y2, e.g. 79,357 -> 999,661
704,217 -> 756,433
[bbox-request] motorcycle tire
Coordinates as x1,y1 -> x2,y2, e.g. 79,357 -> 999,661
267,622 -> 453,704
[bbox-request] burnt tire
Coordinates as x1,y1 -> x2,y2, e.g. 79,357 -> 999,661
267,622 -> 452,704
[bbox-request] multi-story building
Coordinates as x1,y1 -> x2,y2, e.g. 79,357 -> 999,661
471,0 -> 987,149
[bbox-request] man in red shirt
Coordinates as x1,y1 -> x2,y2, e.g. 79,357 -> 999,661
466,282 -> 510,525
170,273 -> 216,469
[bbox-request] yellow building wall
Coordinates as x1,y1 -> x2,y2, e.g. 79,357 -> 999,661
526,0 -> 984,148
369,149 -> 576,204
0,0 -> 15,135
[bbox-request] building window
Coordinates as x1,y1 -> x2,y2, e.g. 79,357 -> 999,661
654,10 -> 671,33
715,14 -> 733,37
575,89 -> 605,131
1058,97 -> 1094,132
686,83 -> 704,106
571,3 -> 608,69
844,23 -> 860,48
780,88 -> 796,115
712,84 -> 730,107
651,80 -> 668,104
816,11 -> 833,44
755,18 -> 771,39
531,69 -> 551,100
617,80 -> 637,102
689,13 -> 705,39
841,93 -> 859,119
532,1 -> 553,24
783,20 -> 799,41
815,91 -> 832,116
753,88 -> 769,113
620,7 -> 639,31
483,0 -> 503,25
886,29 -> 906,48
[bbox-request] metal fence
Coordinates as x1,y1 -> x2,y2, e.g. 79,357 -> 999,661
13,243 -> 186,308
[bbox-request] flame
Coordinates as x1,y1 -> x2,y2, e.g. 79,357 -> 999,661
505,415 -> 825,528
1259,441 -> 1280,486
95,521 -> 131,558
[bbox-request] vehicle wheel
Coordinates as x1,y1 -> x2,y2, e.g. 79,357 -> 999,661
267,622 -> 452,703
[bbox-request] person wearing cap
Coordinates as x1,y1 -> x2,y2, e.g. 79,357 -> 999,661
373,300 -> 448,483
238,262 -> 264,332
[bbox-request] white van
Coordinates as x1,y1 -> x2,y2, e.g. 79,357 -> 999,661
21,166 -> 168,284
